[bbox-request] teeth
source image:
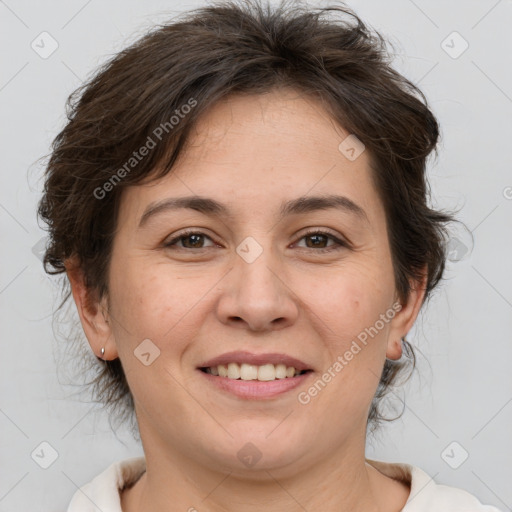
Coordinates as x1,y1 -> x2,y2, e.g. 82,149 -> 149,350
204,362 -> 305,381
227,362 -> 240,379
275,363 -> 287,379
240,363 -> 258,380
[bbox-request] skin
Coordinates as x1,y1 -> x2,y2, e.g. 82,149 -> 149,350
67,87 -> 426,512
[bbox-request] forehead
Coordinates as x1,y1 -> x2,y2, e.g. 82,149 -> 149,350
183,88 -> 361,166
118,88 -> 381,224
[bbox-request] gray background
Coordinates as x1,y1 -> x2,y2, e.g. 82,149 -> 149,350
0,0 -> 511,510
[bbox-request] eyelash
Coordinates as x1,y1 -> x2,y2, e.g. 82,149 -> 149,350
163,228 -> 348,253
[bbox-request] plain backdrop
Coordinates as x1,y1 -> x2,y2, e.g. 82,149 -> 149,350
0,0 -> 511,510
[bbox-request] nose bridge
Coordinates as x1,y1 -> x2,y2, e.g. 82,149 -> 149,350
235,234 -> 283,302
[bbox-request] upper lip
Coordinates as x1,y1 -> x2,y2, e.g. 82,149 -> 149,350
198,351 -> 313,372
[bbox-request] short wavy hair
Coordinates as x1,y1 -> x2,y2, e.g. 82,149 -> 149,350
38,0 -> 456,439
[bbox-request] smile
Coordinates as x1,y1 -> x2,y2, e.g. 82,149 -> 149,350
197,367 -> 313,400
200,362 -> 310,381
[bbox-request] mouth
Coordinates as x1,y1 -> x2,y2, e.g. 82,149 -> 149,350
199,363 -> 312,381
196,351 -> 314,399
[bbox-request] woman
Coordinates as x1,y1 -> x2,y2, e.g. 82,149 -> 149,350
38,1 -> 502,510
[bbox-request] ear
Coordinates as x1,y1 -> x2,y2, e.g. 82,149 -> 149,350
386,265 -> 428,360
65,258 -> 117,360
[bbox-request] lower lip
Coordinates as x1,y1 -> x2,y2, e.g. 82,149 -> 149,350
197,369 -> 313,399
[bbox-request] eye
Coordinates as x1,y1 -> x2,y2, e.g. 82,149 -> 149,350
163,230 -> 217,250
163,228 -> 349,253
294,229 -> 348,253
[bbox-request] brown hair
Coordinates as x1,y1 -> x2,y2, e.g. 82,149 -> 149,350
38,0 -> 456,437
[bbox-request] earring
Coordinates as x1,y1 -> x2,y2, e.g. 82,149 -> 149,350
385,339 -> 403,362
100,347 -> 105,359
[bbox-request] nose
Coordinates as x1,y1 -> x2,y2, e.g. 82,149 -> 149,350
216,244 -> 299,332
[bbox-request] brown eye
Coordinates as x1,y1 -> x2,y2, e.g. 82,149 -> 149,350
304,233 -> 330,248
164,231 -> 215,249
295,230 -> 348,253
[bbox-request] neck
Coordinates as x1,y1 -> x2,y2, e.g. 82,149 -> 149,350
121,431 -> 409,512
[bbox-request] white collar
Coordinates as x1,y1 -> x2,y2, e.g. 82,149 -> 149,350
66,456 -> 500,511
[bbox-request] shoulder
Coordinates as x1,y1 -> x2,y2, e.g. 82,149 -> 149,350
66,457 -> 146,512
404,465 -> 503,511
366,458 -> 503,512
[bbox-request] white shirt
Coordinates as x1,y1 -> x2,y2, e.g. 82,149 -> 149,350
66,456 -> 503,511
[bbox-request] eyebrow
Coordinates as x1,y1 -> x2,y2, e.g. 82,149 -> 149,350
138,194 -> 369,228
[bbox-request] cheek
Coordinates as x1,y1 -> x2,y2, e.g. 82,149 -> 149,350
301,261 -> 394,341
108,261 -> 202,353
298,260 -> 395,410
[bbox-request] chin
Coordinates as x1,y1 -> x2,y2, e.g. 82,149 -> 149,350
199,425 -> 312,475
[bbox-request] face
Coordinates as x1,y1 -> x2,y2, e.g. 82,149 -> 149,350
71,87 -> 424,478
